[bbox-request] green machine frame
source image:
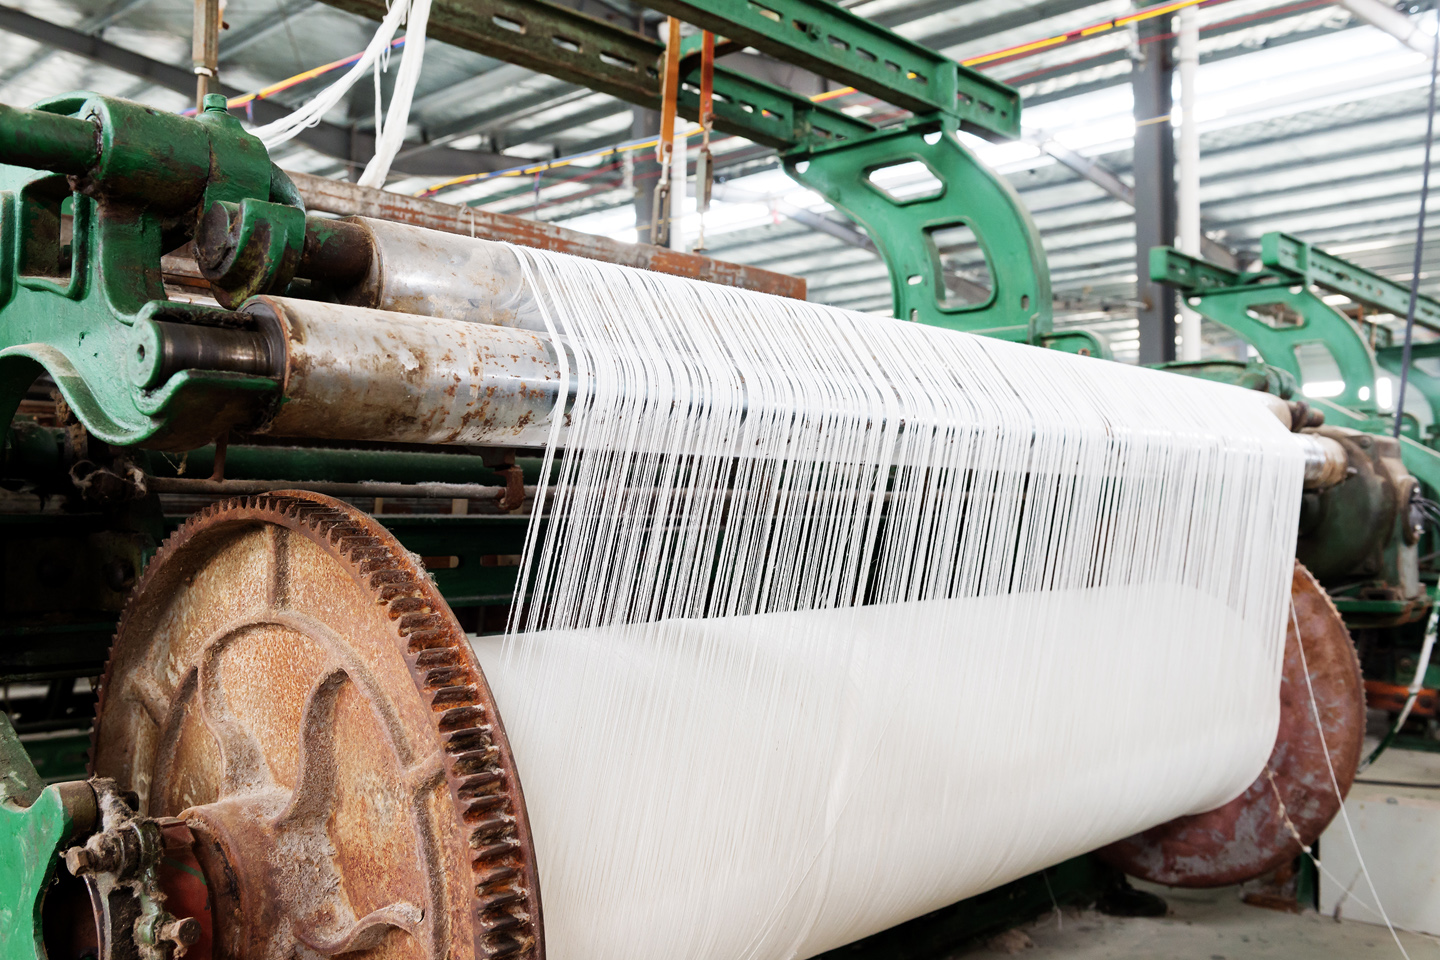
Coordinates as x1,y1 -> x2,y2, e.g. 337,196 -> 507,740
1152,232 -> 1440,491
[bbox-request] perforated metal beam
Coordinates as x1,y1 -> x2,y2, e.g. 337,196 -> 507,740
317,0 -> 877,149
645,0 -> 1019,139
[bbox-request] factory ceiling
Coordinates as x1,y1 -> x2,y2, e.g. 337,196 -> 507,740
0,0 -> 1435,364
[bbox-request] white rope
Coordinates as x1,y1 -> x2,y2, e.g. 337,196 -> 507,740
248,0 -> 430,171
1290,600 -> 1412,957
461,247 -> 1306,960
357,0 -> 432,186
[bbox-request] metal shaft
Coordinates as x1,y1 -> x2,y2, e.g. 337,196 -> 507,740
325,217 -> 547,330
0,103 -> 98,175
247,296 -> 565,447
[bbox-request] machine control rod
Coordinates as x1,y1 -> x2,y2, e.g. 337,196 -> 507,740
0,102 -> 98,174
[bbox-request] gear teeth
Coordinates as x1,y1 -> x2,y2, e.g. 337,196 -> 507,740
424,665 -> 466,687
465,794 -> 509,820
415,648 -> 461,668
94,489 -> 543,960
458,771 -> 506,798
432,685 -> 479,708
438,705 -> 488,731
389,597 -> 433,617
478,889 -> 524,912
485,937 -> 526,960
476,865 -> 518,890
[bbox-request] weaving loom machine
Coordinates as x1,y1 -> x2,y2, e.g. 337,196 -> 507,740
0,0 -> 1415,956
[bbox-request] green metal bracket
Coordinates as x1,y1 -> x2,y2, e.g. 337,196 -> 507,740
788,118 -> 1050,341
0,713 -> 95,960
1377,341 -> 1440,437
0,93 -> 293,450
1151,245 -> 1377,411
194,198 -> 307,307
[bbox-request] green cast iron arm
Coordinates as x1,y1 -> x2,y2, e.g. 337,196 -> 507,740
1151,244 -> 1379,411
0,713 -> 96,960
1377,341 -> 1440,429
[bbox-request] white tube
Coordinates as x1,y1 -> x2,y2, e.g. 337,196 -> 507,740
1339,0 -> 1432,55
1178,3 -> 1202,362
249,0 -> 410,149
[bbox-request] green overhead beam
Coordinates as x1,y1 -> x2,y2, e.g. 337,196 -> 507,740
324,0 -> 660,108
677,60 -> 876,148
650,0 -> 1020,139
319,0 -> 877,150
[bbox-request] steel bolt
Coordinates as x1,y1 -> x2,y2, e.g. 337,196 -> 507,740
63,846 -> 95,875
203,93 -> 229,114
161,917 -> 202,947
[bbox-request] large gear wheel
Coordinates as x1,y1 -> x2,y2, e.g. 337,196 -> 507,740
1099,560 -> 1364,887
91,492 -> 542,960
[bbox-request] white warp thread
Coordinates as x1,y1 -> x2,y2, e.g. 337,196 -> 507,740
468,247 -> 1305,960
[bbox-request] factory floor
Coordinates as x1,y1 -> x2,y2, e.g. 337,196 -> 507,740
960,883 -> 1435,958
958,747 -> 1440,958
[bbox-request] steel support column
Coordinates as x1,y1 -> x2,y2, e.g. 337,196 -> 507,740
1131,9 -> 1177,364
632,106 -> 661,244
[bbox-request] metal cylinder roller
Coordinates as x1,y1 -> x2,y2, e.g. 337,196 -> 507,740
245,296 -> 565,446
326,218 -> 547,330
1297,432 -> 1349,490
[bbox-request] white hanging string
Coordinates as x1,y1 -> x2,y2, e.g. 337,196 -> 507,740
1288,600 -> 1411,958
248,0 -> 430,177
463,246 -> 1306,960
357,0 -> 431,186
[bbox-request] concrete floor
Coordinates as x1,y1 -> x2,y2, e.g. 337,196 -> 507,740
957,883 -> 1437,958
955,748 -> 1440,958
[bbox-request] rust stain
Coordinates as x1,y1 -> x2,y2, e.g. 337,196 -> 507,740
287,170 -> 806,300
92,493 -> 545,960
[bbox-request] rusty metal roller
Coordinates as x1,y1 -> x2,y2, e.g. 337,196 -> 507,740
1099,561 -> 1364,887
90,492 -> 543,960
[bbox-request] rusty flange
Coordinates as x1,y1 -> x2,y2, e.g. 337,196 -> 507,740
1099,561 -> 1363,887
92,491 -> 542,960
